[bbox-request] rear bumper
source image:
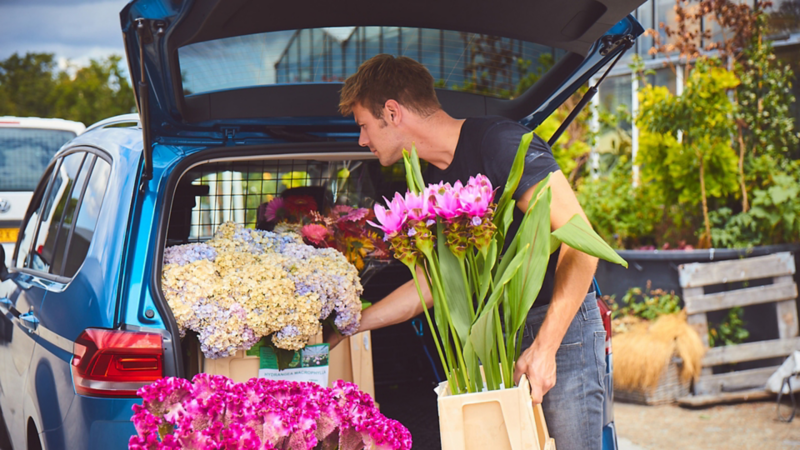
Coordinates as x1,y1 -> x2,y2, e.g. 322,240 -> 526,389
42,395 -> 138,450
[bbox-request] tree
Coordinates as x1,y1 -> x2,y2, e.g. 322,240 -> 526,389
0,53 -> 59,117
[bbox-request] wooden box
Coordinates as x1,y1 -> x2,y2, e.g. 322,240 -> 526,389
437,375 -> 556,450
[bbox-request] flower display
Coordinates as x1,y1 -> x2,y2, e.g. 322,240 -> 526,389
161,222 -> 363,359
261,198 -> 389,272
129,374 -> 412,450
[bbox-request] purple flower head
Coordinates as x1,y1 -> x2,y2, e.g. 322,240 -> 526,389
264,197 -> 285,222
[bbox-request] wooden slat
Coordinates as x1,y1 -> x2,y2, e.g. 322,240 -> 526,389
702,337 -> 800,366
678,389 -> 773,407
686,309 -> 709,348
692,366 -> 777,396
684,282 -> 798,315
775,276 -> 799,339
678,252 -> 795,288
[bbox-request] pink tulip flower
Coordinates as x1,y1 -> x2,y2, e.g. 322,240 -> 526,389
404,191 -> 432,221
431,184 -> 462,220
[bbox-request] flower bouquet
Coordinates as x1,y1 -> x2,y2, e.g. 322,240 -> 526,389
368,131 -> 628,449
161,222 -> 362,367
128,374 -> 412,450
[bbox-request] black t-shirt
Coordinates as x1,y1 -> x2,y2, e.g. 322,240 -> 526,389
425,116 -> 561,308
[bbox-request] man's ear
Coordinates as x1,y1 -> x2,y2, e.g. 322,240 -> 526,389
384,100 -> 402,125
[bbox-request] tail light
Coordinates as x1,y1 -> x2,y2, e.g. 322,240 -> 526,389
72,328 -> 163,397
596,297 -> 613,355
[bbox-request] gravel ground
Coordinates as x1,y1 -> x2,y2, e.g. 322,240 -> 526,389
614,399 -> 800,449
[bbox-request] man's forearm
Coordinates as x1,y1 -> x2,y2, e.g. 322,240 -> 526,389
533,243 -> 598,354
358,266 -> 433,332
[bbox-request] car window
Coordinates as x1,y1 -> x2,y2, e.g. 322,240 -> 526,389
62,157 -> 110,278
178,27 -> 567,100
14,164 -> 58,269
0,128 -> 77,192
30,152 -> 86,273
51,155 -> 94,276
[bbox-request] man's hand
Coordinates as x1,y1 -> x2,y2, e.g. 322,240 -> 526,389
323,322 -> 346,350
514,341 -> 557,404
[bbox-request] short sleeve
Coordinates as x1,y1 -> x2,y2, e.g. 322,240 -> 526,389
480,122 -> 560,201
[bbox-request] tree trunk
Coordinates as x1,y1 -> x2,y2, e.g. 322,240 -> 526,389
699,156 -> 712,248
736,122 -> 749,212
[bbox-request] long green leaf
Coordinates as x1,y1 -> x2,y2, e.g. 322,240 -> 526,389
401,149 -> 419,194
437,222 -> 471,346
476,239 -> 497,311
510,188 -> 552,336
493,131 -> 534,235
469,244 -> 529,371
409,146 -> 427,193
552,215 -> 629,268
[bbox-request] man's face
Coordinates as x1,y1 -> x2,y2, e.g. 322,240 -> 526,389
353,103 -> 405,166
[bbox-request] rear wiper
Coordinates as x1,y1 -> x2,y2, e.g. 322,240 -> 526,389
547,35 -> 634,147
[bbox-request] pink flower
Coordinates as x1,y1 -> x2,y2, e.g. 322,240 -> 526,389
301,224 -> 330,246
264,198 -> 285,222
430,184 -> 462,220
458,183 -> 492,218
367,193 -> 407,236
403,191 -> 432,221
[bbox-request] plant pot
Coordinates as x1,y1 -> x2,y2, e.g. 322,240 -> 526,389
614,356 -> 690,406
201,331 -> 375,398
437,374 -> 556,450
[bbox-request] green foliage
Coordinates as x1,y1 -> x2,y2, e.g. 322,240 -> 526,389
710,167 -> 800,247
0,52 -> 135,126
610,286 -> 682,321
708,307 -> 750,347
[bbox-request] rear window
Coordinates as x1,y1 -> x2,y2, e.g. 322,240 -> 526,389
0,128 -> 77,192
179,27 -> 567,99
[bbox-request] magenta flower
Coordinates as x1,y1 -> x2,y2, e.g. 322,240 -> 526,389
403,191 -> 432,221
430,184 -> 462,220
301,224 -> 330,246
459,183 -> 492,218
367,193 -> 407,236
264,198 -> 285,222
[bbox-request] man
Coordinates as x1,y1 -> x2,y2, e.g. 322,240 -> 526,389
332,54 -> 605,450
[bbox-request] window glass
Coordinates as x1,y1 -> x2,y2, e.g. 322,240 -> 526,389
180,26 -> 566,99
51,155 -> 94,276
30,152 -> 85,273
0,128 -> 76,192
766,0 -> 800,35
63,157 -> 110,278
15,165 -> 57,269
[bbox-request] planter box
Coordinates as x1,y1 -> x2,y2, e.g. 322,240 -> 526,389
437,374 -> 556,450
615,356 -> 690,406
201,331 -> 375,398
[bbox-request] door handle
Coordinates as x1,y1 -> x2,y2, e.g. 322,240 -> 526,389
19,311 -> 39,333
0,297 -> 19,318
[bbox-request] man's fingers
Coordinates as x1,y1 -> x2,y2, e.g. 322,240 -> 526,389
529,381 -> 544,404
513,364 -> 524,385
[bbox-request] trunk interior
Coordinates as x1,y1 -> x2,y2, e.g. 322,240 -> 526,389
159,147 -> 444,447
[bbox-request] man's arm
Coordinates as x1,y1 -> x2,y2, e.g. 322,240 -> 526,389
512,170 -> 598,403
326,265 -> 433,348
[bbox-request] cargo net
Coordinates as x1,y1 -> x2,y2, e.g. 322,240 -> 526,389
168,158 -> 407,245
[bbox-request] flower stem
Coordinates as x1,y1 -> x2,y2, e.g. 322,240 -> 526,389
493,307 -> 511,388
410,266 -> 453,389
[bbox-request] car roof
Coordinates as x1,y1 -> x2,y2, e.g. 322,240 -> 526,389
0,116 -> 86,135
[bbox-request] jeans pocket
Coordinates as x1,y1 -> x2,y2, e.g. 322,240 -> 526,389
593,330 -> 606,387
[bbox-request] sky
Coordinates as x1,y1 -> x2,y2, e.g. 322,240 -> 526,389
0,0 -> 130,70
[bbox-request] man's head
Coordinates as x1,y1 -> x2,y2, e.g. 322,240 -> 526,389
339,54 -> 441,165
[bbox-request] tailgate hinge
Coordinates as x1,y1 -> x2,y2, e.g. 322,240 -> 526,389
222,127 -> 239,145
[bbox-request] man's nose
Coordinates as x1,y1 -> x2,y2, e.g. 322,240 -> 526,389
358,130 -> 369,147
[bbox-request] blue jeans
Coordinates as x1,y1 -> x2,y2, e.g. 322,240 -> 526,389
521,292 -> 606,450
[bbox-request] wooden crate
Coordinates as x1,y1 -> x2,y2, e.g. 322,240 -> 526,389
678,252 -> 800,403
615,357 -> 690,406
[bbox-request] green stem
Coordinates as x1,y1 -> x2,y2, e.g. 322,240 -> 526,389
458,258 -> 475,322
494,307 -> 512,388
410,266 -> 453,389
422,265 -> 459,391
424,249 -> 473,393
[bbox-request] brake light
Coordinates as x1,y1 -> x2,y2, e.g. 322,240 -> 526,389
596,298 -> 613,355
71,328 -> 163,397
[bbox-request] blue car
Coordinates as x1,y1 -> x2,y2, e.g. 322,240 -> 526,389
0,1 -> 643,448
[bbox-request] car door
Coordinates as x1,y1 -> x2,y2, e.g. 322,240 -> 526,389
0,150 -> 87,449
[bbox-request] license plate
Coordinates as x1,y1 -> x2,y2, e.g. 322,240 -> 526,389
0,228 -> 18,243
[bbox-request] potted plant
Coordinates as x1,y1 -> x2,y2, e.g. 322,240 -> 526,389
368,132 -> 628,449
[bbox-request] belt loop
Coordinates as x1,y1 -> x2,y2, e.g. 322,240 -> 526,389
580,296 -> 588,320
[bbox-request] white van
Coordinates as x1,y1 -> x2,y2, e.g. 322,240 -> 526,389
0,117 -> 85,266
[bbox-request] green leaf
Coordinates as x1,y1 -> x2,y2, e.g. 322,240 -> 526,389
402,149 -> 419,194
437,222 -> 471,346
493,131 -> 534,233
552,215 -> 629,268
476,239 -> 497,308
409,146 -> 427,193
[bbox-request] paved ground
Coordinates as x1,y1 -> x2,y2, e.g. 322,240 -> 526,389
615,399 -> 800,449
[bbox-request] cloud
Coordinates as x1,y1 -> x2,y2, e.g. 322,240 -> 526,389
0,0 -> 128,63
